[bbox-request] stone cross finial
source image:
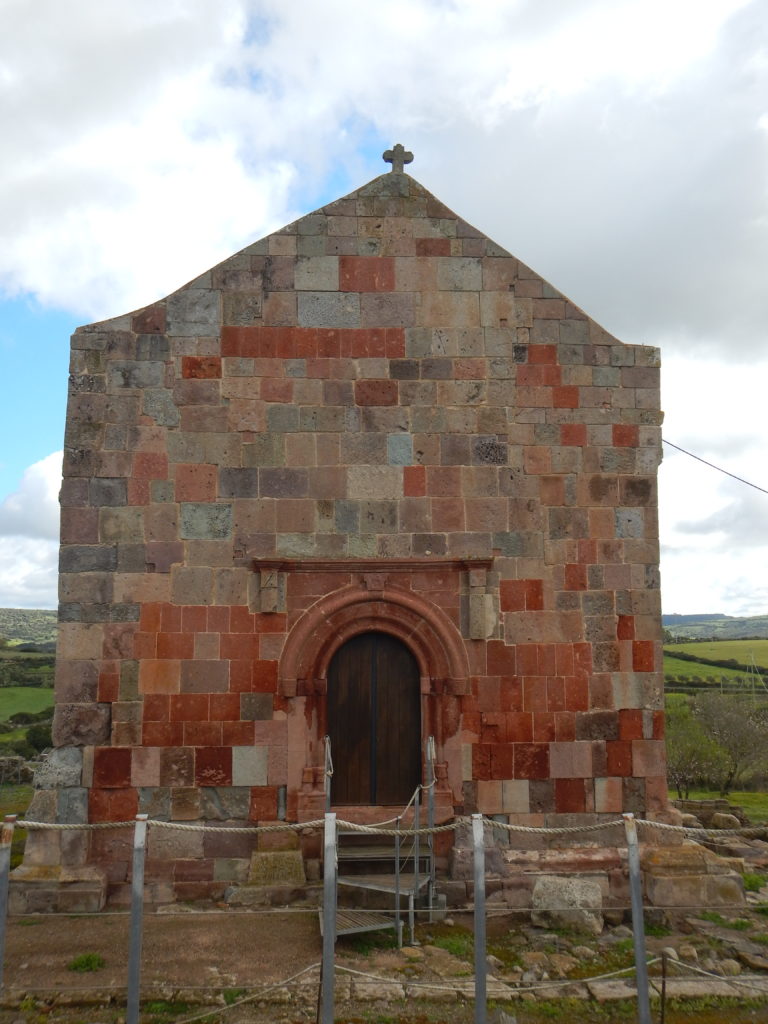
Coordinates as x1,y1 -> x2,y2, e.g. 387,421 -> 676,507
383,143 -> 413,174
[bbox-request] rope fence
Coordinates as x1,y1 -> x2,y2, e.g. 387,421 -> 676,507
2,810 -> 768,1023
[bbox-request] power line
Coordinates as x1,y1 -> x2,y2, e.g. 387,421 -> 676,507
662,439 -> 768,496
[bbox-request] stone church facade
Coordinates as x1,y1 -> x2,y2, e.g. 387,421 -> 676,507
23,149 -> 666,902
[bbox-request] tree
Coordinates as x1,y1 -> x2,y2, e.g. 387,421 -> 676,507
665,701 -> 721,799
694,692 -> 768,795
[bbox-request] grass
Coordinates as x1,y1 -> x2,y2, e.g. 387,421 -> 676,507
0,687 -> 54,718
698,910 -> 752,930
67,952 -> 105,972
743,873 -> 768,893
663,653 -> 756,683
668,788 -> 768,821
668,639 -> 768,669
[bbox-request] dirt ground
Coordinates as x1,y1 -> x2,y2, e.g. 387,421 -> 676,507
2,906 -> 768,1024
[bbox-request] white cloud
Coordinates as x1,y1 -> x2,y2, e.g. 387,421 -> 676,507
0,451 -> 61,608
0,452 -> 61,540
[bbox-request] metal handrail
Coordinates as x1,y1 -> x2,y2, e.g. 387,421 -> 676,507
323,735 -> 333,813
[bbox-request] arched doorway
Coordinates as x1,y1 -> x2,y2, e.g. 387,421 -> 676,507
327,631 -> 421,805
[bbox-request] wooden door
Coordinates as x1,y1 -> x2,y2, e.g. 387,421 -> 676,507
327,632 -> 421,805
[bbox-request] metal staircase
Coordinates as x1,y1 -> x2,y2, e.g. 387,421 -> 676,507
319,737 -> 437,946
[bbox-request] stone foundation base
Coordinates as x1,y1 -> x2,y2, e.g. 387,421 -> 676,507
9,864 -> 107,914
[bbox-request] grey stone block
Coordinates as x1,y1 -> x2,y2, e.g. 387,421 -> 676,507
241,694 -> 273,721
60,545 -> 118,573
297,292 -> 360,327
108,361 -> 165,389
167,289 -> 220,335
267,404 -> 299,432
219,468 -> 259,498
200,788 -> 251,822
57,787 -> 89,823
52,703 -> 111,746
387,434 -> 412,465
180,503 -> 233,540
233,746 -> 268,786
136,334 -> 170,360
33,748 -> 83,789
89,478 -> 127,507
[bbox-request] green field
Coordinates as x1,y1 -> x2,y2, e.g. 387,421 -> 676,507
669,639 -> 768,669
663,652 -> 754,682
670,788 -> 768,823
0,687 -> 54,719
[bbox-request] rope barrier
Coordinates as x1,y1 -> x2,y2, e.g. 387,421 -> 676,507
18,813 -> 768,840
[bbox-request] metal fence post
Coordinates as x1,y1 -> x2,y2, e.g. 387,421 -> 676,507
127,814 -> 148,1024
623,813 -> 652,1024
321,812 -> 337,1024
0,815 -> 17,990
472,814 -> 486,1024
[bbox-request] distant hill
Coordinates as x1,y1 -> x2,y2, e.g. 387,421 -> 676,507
663,613 -> 768,639
0,609 -> 57,646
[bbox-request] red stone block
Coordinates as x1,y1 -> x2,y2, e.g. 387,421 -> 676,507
617,614 -> 635,640
415,238 -> 450,256
209,693 -> 241,721
555,712 -> 576,741
454,358 -> 486,380
560,423 -> 587,446
181,605 -> 208,633
249,786 -> 279,821
522,678 -> 548,713
403,465 -> 426,497
555,778 -> 586,813
182,356 -> 221,379
537,645 -> 556,675
533,712 -> 556,742
513,743 -> 549,779
174,859 -> 214,882
528,344 -> 557,364
175,464 -> 217,501
472,744 -> 492,781
160,604 -> 183,632
340,256 -> 395,292
424,467 -> 460,496
93,747 -> 132,788
577,539 -> 597,563
606,740 -> 633,776
518,364 -> 561,386
490,743 -> 514,779
574,643 -> 593,674
127,479 -> 150,505
632,641 -> 655,672
207,606 -> 230,632
517,645 -> 538,675
539,476 -> 565,505
354,380 -> 398,406
499,676 -> 523,712
260,378 -> 293,402
553,385 -> 579,408
253,660 -> 278,693
612,424 -> 639,447
555,645 -> 574,676
139,659 -> 181,695
506,712 -> 533,742
385,328 -> 405,358
500,580 -> 526,612
254,613 -> 285,633
229,606 -> 254,633
565,676 -> 589,711
143,694 -> 169,722
195,747 -> 233,787
546,677 -> 566,712
133,632 -> 157,660
89,787 -> 138,823
132,303 -> 165,334
486,640 -> 516,676
315,329 -> 340,358
221,634 -> 260,660
184,721 -> 223,746
98,669 -> 119,703
229,661 -> 253,693
564,563 -> 587,590
619,709 -> 644,740
170,694 -> 210,723
652,711 -> 665,739
132,452 -> 168,480
157,632 -> 194,660
142,722 -> 184,746
222,720 -> 256,745
525,579 -> 544,611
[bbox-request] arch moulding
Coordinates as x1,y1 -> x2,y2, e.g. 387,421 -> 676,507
278,583 -> 471,697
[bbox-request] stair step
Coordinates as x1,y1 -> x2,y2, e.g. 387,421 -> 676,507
339,873 -> 430,895
319,908 -> 397,937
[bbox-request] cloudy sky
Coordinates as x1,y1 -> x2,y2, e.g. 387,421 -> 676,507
0,0 -> 766,615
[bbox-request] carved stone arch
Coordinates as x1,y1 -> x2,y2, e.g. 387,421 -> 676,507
278,582 -> 470,697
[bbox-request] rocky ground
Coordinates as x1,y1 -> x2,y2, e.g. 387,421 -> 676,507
2,895 -> 768,1023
